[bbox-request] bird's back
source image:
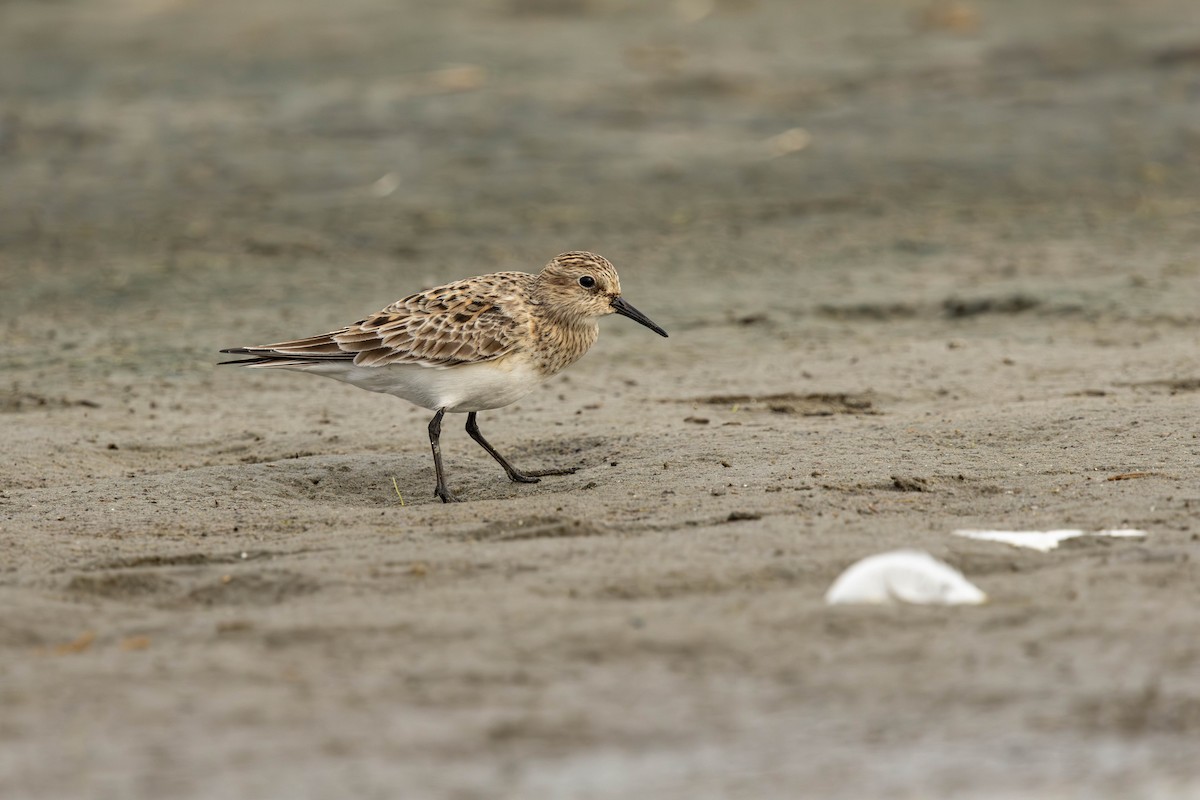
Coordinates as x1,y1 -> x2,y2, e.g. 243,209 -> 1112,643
221,271 -> 538,369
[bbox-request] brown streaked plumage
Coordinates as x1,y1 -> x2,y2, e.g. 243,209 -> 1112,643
220,251 -> 667,503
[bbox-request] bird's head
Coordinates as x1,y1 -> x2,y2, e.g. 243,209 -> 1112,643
536,251 -> 668,337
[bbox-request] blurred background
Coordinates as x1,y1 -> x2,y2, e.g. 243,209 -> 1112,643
4,0 -> 1199,345
4,1 -> 1200,798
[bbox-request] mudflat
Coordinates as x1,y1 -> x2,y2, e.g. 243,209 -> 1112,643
2,1 -> 1199,797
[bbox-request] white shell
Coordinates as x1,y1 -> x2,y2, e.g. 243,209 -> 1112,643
824,549 -> 987,606
952,528 -> 1146,553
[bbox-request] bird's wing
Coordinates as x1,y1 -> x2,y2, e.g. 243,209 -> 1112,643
220,272 -> 534,369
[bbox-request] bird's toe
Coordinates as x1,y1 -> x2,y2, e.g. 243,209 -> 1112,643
434,487 -> 461,503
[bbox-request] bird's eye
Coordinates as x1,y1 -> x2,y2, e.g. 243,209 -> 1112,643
578,275 -> 596,289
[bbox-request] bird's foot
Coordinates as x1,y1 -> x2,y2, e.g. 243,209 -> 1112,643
434,485 -> 461,503
513,466 -> 579,482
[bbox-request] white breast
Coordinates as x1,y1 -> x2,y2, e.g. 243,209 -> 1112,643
294,355 -> 544,413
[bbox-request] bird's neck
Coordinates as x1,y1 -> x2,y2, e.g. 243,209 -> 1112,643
530,304 -> 599,377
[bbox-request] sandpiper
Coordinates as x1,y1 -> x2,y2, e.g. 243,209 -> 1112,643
220,251 -> 668,503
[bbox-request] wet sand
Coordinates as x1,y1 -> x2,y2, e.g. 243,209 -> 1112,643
3,0 -> 1200,797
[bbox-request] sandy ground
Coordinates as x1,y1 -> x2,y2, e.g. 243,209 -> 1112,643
3,0 -> 1200,797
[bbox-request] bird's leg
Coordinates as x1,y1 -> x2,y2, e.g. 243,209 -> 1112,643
428,408 -> 460,503
465,412 -> 538,483
465,412 -> 577,483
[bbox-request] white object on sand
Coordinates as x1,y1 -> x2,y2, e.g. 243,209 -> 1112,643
824,549 -> 987,606
952,528 -> 1146,553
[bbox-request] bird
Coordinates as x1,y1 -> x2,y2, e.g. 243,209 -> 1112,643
219,251 -> 668,503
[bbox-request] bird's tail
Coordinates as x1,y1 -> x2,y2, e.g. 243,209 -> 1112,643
218,347 -> 343,368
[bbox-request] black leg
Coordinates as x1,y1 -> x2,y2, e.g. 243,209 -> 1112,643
465,412 -> 538,483
428,407 -> 459,503
465,412 -> 577,483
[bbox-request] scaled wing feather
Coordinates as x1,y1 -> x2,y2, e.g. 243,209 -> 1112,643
225,273 -> 532,369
